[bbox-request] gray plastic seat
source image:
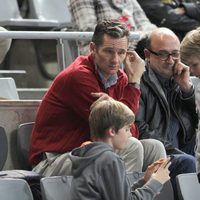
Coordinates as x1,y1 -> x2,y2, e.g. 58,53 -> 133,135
17,122 -> 35,170
40,175 -> 72,200
28,0 -> 73,30
0,126 -> 8,170
176,173 -> 200,200
0,0 -> 62,29
0,178 -> 33,200
0,77 -> 19,100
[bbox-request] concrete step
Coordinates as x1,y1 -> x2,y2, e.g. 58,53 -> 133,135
0,70 -> 27,88
17,88 -> 48,100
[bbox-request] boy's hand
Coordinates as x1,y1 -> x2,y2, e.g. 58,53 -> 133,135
151,157 -> 171,185
144,159 -> 165,182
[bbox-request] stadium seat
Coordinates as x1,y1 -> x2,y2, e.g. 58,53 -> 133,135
40,175 -> 72,200
176,173 -> 200,200
0,126 -> 8,170
0,0 -> 62,29
0,77 -> 19,100
28,0 -> 73,30
17,122 -> 35,170
0,178 -> 33,200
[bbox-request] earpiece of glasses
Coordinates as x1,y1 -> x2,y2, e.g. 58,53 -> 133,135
148,49 -> 180,61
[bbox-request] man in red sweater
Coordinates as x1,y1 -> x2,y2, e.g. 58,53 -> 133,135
29,19 -> 166,176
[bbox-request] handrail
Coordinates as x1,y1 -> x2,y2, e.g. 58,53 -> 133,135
0,31 -> 140,41
0,31 -> 141,71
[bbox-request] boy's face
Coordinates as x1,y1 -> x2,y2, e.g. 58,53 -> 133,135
185,56 -> 200,78
112,124 -> 132,150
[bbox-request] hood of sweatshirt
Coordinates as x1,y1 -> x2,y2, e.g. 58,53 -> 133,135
69,142 -> 113,177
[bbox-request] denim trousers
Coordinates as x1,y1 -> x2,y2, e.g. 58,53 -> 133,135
169,154 -> 196,199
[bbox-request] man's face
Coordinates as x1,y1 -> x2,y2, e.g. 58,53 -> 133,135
146,34 -> 180,79
91,34 -> 128,79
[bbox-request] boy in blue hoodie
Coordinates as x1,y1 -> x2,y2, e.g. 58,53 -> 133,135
69,99 -> 171,200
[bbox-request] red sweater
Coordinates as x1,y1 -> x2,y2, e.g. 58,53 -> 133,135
29,53 -> 141,165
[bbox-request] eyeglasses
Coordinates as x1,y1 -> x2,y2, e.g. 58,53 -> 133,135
148,49 -> 180,61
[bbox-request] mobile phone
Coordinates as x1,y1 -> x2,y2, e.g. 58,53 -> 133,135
164,155 -> 174,168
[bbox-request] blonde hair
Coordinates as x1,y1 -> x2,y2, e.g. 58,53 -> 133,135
180,27 -> 200,64
89,99 -> 135,139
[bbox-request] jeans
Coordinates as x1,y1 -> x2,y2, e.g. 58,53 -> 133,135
169,154 -> 196,199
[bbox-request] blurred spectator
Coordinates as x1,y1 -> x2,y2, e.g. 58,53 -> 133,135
137,0 -> 200,40
0,27 -> 12,64
180,27 -> 200,182
69,0 -> 157,58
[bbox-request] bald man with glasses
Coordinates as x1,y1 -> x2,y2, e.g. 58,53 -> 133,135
135,27 -> 198,198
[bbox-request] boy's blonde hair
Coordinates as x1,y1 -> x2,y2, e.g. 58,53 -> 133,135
180,27 -> 200,64
89,99 -> 135,139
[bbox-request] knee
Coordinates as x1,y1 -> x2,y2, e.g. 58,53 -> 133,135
127,137 -> 143,155
170,154 -> 196,173
141,139 -> 167,158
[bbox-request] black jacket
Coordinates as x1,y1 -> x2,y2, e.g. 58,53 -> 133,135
135,66 -> 198,152
138,0 -> 200,39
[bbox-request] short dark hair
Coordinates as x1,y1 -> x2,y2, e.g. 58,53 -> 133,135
146,34 -> 151,49
92,19 -> 130,47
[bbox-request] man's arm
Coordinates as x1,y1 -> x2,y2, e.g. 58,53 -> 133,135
181,1 -> 200,21
138,0 -> 200,32
100,156 -> 161,200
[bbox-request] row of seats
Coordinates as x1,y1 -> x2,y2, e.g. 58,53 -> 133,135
0,172 -> 199,200
2,121 -> 200,199
0,77 -> 47,100
1,0 -> 72,30
0,122 -> 34,171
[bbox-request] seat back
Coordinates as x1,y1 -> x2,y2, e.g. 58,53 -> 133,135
28,0 -> 72,28
176,173 -> 200,200
0,178 -> 33,200
0,126 -> 8,170
40,176 -> 72,200
0,0 -> 22,20
0,78 -> 19,100
17,122 -> 35,170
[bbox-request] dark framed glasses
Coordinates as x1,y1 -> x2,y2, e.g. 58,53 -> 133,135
148,49 -> 180,61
